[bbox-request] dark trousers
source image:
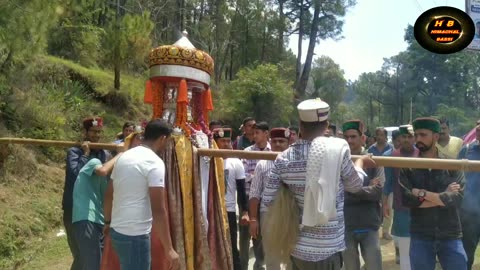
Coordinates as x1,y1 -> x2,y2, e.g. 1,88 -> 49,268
63,210 -> 81,270
291,253 -> 343,270
462,212 -> 480,270
72,220 -> 103,270
343,230 -> 382,270
228,212 -> 242,270
239,215 -> 265,270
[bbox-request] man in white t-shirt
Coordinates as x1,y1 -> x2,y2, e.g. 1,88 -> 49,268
103,119 -> 179,270
213,127 -> 248,270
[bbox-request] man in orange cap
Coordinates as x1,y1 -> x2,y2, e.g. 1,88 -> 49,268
63,116 -> 111,270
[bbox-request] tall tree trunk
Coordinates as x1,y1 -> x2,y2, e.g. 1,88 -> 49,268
295,0 -> 304,89
214,0 -> 225,84
400,95 -> 404,124
369,95 -> 374,126
244,19 -> 249,66
278,0 -> 285,58
114,59 -> 121,90
296,0 -> 321,97
113,0 -> 122,90
395,70 -> 400,125
180,0 -> 185,31
229,44 -> 234,80
261,18 -> 267,62
199,0 -> 205,22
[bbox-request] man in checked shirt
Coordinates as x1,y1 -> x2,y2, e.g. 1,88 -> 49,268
240,121 -> 272,270
249,127 -> 291,270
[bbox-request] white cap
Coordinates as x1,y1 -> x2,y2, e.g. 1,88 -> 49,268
297,98 -> 330,122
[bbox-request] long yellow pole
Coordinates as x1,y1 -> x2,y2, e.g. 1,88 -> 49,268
2,137 -> 480,171
196,148 -> 480,172
0,138 -> 122,151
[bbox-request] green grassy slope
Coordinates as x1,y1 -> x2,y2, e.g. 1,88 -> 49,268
0,55 -> 151,269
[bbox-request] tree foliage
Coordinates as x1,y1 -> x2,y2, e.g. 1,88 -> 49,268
217,64 -> 294,127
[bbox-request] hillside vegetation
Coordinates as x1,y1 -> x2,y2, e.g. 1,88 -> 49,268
0,55 -> 150,268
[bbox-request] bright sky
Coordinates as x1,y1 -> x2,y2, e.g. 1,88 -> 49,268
287,0 -> 465,81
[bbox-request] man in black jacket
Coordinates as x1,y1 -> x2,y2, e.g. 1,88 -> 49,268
342,120 -> 384,270
400,117 -> 467,270
63,117 -> 110,270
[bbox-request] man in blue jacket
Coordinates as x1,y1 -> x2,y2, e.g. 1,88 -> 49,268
63,117 -> 110,270
458,124 -> 480,270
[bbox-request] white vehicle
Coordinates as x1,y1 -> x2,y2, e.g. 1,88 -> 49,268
384,126 -> 399,143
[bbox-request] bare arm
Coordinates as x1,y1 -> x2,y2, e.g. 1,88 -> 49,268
249,198 -> 260,221
95,153 -> 122,177
103,180 -> 113,227
418,201 -> 440,208
150,187 -> 174,251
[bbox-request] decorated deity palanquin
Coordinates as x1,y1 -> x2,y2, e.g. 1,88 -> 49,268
101,32 -> 233,270
144,31 -> 214,139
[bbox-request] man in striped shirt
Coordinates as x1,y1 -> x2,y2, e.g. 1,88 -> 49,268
263,98 -> 374,270
240,121 -> 271,270
249,127 -> 291,270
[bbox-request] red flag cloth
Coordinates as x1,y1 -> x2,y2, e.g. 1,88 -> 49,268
463,127 -> 477,145
177,79 -> 188,104
205,88 -> 214,111
100,235 -> 121,270
144,79 -> 153,104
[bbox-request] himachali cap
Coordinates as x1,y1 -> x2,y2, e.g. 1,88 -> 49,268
399,124 -> 414,135
83,117 -> 103,130
342,120 -> 364,134
270,128 -> 290,139
413,117 -> 441,133
212,128 -> 232,139
297,98 -> 330,122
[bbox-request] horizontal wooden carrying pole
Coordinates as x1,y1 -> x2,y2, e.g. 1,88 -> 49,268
2,137 -> 480,171
0,138 -> 122,151
196,148 -> 480,172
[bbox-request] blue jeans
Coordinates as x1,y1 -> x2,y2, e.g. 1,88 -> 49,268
410,238 -> 467,270
343,229 -> 382,270
72,220 -> 103,270
461,212 -> 480,270
110,228 -> 151,270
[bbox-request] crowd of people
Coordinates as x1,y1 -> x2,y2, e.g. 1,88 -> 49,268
60,97 -> 480,270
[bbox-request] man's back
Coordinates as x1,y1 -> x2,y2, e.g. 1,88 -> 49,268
263,139 -> 364,262
111,146 -> 165,236
63,147 -> 109,211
